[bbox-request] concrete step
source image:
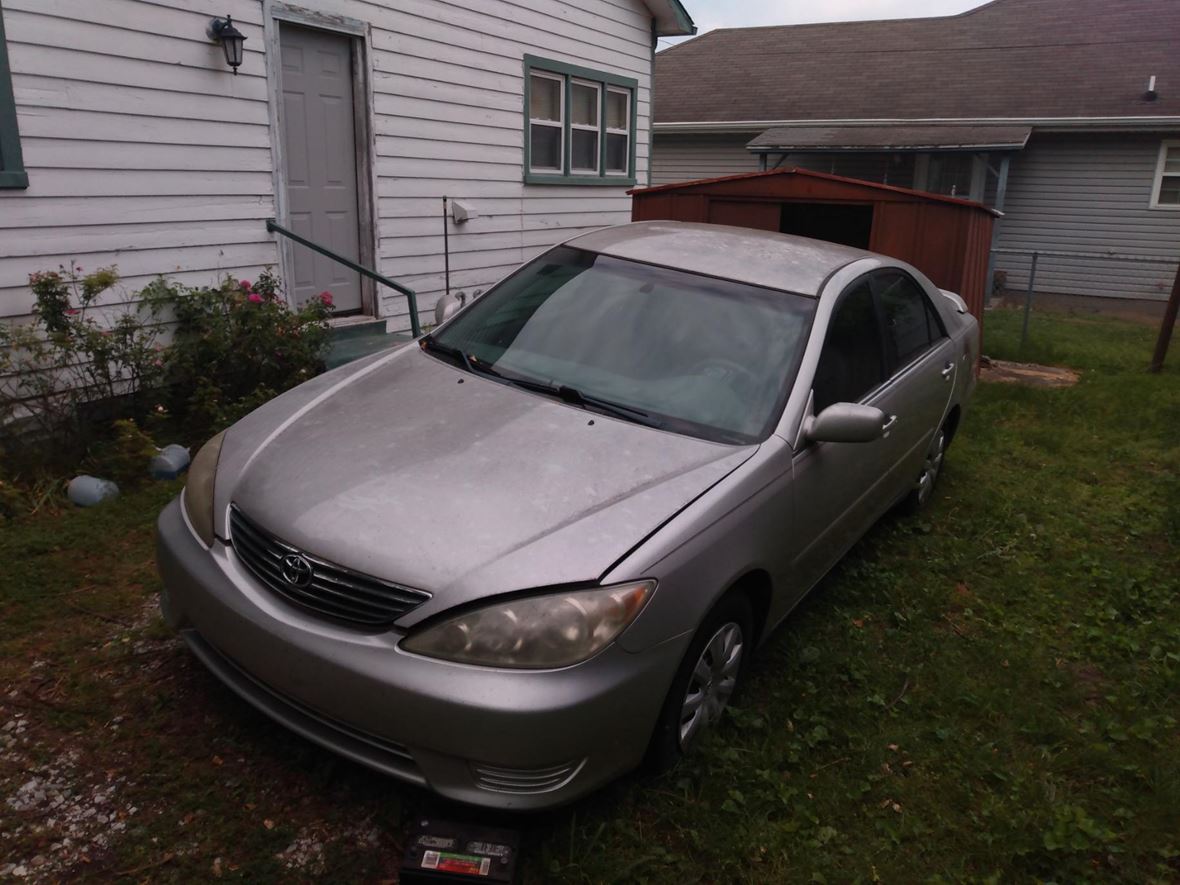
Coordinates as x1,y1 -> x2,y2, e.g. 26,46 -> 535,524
325,318 -> 412,369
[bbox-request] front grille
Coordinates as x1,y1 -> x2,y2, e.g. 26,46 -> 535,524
471,759 -> 586,794
229,505 -> 430,627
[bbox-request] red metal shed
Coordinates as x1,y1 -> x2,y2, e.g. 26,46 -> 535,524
630,167 -> 999,318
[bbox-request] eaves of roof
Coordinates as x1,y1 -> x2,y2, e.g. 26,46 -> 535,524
643,0 -> 695,37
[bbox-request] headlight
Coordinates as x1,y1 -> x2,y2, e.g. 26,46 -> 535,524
401,581 -> 654,669
182,430 -> 226,547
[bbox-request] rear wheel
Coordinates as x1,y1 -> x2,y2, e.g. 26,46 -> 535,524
903,425 -> 947,512
649,594 -> 753,771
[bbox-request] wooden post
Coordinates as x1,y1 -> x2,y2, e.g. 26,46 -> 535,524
1149,262 -> 1180,373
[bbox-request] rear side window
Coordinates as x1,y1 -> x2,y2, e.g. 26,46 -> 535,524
875,272 -> 944,370
812,281 -> 885,411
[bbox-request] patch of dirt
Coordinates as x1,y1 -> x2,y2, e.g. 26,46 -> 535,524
980,356 -> 1080,388
1065,661 -> 1110,706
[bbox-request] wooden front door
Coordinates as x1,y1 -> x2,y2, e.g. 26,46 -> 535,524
279,23 -> 363,313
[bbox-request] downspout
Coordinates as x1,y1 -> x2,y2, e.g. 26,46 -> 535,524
984,154 -> 1011,303
648,19 -> 657,187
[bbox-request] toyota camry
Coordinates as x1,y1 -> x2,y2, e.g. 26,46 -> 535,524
156,221 -> 978,810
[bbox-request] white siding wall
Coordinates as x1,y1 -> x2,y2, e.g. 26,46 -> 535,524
993,134 -> 1180,300
650,132 -> 758,185
0,0 -> 656,327
0,0 -> 278,320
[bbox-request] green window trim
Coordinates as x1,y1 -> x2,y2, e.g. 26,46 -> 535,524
523,55 -> 638,187
0,0 -> 27,189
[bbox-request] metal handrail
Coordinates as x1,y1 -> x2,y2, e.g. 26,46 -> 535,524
266,218 -> 421,337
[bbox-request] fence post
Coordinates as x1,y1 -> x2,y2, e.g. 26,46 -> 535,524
1020,251 -> 1039,356
1149,261 -> 1180,373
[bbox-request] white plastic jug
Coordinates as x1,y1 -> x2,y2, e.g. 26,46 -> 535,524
67,476 -> 119,507
150,444 -> 191,480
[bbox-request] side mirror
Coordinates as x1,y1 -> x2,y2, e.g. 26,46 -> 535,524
433,291 -> 464,325
805,403 -> 888,444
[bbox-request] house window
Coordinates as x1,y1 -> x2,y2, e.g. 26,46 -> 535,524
0,0 -> 28,189
524,55 -> 637,185
605,88 -> 630,175
1151,141 -> 1180,208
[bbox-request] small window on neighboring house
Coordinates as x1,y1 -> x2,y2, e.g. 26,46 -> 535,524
0,0 -> 28,189
524,56 -> 637,185
1151,141 -> 1180,208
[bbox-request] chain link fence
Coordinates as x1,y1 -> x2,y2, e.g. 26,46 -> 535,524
988,248 -> 1178,357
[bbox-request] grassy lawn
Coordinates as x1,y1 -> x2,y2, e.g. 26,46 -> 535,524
1,307 -> 1177,882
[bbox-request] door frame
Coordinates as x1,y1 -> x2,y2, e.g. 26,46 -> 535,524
264,2 -> 380,316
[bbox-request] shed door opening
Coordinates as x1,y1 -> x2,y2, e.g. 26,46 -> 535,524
780,202 -> 873,250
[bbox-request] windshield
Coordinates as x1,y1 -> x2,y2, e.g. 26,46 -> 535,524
430,247 -> 816,444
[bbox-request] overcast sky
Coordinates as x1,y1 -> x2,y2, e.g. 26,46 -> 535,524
659,0 -> 991,49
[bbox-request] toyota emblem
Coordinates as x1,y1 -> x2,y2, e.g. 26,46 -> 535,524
279,553 -> 314,588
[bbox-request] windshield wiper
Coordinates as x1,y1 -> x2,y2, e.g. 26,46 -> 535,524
420,335 -> 473,372
465,356 -> 664,429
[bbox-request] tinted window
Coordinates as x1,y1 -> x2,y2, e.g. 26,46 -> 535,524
812,281 -> 885,412
876,272 -> 942,369
433,247 -> 816,444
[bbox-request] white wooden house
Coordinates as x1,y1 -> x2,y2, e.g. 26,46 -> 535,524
0,0 -> 694,330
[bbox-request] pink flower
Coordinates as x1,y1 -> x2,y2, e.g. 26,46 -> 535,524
319,291 -> 334,307
239,279 -> 253,291
248,293 -> 263,304
66,308 -> 80,315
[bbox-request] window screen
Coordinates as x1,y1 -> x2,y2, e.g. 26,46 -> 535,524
812,282 -> 885,412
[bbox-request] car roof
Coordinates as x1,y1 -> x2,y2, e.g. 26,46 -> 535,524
564,221 -> 877,297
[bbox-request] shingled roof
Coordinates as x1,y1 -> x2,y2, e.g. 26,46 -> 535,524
654,0 -> 1180,126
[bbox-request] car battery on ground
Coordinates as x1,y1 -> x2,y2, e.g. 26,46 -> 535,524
399,818 -> 520,884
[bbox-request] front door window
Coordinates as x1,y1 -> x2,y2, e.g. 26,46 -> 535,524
812,280 -> 885,412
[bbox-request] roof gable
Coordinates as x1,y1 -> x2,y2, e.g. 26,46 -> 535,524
654,0 -> 1179,124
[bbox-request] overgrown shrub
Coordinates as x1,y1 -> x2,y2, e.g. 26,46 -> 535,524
86,419 -> 160,487
145,271 -> 333,435
0,265 -> 334,504
1,264 -> 162,462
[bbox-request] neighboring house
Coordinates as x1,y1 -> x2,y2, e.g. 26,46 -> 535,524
650,0 -> 1180,301
0,0 -> 694,329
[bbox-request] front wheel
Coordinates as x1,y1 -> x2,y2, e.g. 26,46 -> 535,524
648,594 -> 753,771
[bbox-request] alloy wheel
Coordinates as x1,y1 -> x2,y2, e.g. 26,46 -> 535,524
914,429 -> 946,506
678,622 -> 744,751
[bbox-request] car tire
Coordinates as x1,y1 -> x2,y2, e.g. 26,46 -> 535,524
647,593 -> 754,772
902,423 -> 948,513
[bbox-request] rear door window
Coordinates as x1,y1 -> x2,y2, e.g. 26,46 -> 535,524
874,272 -> 945,371
812,280 -> 886,412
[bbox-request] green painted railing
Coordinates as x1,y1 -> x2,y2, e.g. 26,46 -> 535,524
266,218 -> 421,337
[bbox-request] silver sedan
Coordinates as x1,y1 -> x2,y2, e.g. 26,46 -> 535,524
156,221 -> 978,810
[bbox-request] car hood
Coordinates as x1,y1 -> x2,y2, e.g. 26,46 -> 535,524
214,346 -> 756,620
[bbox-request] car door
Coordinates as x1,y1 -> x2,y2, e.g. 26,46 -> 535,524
868,270 -> 956,502
788,276 -> 893,590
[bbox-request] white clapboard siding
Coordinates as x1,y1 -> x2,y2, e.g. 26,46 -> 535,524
650,133 -> 760,185
992,135 -> 1180,300
0,0 -> 276,320
0,0 -> 659,328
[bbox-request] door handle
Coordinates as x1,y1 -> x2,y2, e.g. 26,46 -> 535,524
881,414 -> 898,435
941,362 -> 954,381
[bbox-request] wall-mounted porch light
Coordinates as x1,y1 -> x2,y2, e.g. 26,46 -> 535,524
206,15 -> 246,74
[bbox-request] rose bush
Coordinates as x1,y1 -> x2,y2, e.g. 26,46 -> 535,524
1,267 -> 334,506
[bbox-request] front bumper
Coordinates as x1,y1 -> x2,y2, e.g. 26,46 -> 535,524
155,498 -> 687,810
